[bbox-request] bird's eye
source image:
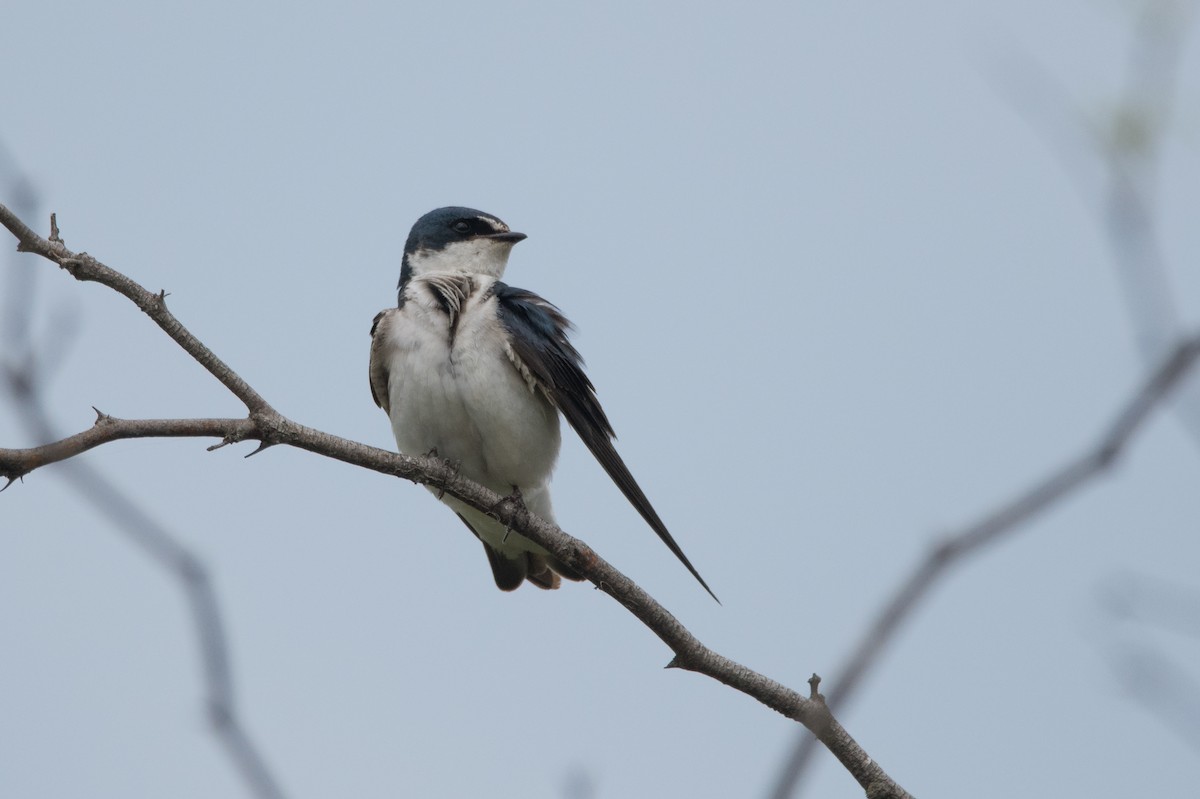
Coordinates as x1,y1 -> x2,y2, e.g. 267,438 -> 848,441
452,221 -> 471,234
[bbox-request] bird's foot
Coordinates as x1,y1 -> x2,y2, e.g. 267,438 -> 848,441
490,486 -> 527,543
432,453 -> 462,500
422,447 -> 461,499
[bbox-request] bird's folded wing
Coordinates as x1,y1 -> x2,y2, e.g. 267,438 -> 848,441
368,308 -> 397,414
490,282 -> 716,600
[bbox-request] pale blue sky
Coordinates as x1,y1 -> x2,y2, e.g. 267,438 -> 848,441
2,2 -> 1199,797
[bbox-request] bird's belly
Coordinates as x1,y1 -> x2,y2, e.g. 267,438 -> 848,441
386,317 -> 561,492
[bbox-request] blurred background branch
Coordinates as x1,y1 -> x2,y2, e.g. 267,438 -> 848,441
1097,573 -> 1200,752
992,0 -> 1200,444
0,147 -> 288,799
769,334 -> 1199,799
771,3 -> 1199,795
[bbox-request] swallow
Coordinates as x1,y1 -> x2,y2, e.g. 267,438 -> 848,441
370,206 -> 714,599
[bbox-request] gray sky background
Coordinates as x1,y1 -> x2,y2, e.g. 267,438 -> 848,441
2,1 -> 1199,797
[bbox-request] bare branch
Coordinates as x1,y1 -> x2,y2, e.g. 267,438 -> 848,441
0,414 -> 254,484
3,189 -> 289,797
768,332 -> 1200,799
0,203 -> 915,797
0,203 -> 273,414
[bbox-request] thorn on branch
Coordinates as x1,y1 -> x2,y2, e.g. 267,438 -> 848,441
808,673 -> 825,704
1,475 -> 22,492
49,212 -> 61,244
207,423 -> 255,453
151,289 -> 173,315
92,406 -> 113,425
243,440 -> 275,458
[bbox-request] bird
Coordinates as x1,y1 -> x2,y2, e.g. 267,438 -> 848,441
368,206 -> 716,599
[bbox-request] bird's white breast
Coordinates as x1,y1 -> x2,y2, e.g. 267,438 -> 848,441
382,274 -> 562,494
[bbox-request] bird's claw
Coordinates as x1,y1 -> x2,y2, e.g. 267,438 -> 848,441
434,455 -> 462,501
490,486 -> 526,543
423,448 -> 464,500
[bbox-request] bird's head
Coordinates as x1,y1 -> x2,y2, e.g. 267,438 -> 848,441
398,206 -> 526,289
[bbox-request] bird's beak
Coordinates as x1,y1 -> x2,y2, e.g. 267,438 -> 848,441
486,231 -> 527,244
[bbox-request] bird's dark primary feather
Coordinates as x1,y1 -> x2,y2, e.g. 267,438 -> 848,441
491,281 -> 718,601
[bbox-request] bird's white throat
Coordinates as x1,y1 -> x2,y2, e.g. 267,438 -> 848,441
406,238 -> 517,280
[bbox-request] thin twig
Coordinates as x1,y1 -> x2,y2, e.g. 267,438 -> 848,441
0,204 -> 274,416
0,413 -> 255,486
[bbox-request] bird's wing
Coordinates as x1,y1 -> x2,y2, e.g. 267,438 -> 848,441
368,308 -> 396,414
491,281 -> 717,601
